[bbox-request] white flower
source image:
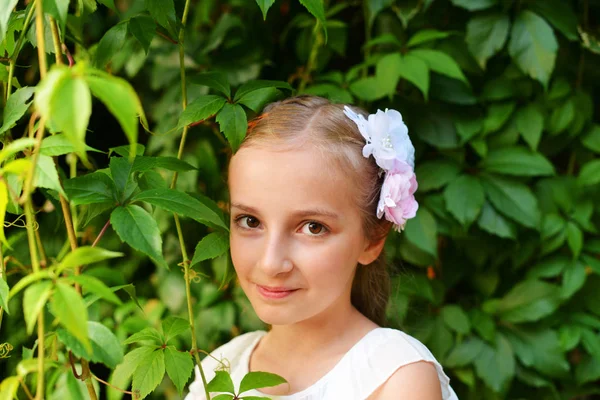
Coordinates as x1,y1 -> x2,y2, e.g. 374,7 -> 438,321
343,106 -> 414,170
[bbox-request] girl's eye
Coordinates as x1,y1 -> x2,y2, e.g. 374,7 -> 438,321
301,222 -> 327,236
237,216 -> 260,229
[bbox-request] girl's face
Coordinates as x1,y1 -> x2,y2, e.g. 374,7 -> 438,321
228,145 -> 383,326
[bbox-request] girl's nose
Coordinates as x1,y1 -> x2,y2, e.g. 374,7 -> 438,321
257,232 -> 294,276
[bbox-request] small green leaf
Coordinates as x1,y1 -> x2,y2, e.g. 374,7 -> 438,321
33,154 -> 67,197
108,346 -> 154,399
63,172 -> 117,205
69,275 -> 123,305
94,22 -> 128,68
398,54 -> 429,99
51,282 -> 91,353
189,72 -> 231,98
128,15 -> 155,54
404,207 -> 437,257
131,189 -> 228,230
0,275 -> 9,314
145,0 -> 176,31
161,316 -> 189,342
508,11 -> 558,88
233,80 -> 293,102
132,349 -> 166,399
110,205 -> 168,269
407,30 -> 452,47
58,322 -> 125,369
566,222 -> 583,259
110,156 -> 135,201
581,125 -> 600,153
207,370 -> 235,394
0,86 -> 35,135
414,160 -> 461,192
481,174 -> 540,229
0,180 -> 8,246
496,280 -> 561,323
132,156 -> 196,172
410,49 -> 468,84
164,346 -> 193,395
57,246 -> 123,275
577,159 -> 600,187
481,146 -> 554,176
451,0 -> 497,11
515,104 -> 544,151
483,102 -> 515,134
191,231 -> 230,266
239,371 -> 288,394
255,0 -> 276,19
375,53 -> 401,98
443,175 -> 484,228
123,327 -> 164,345
23,281 -> 52,334
445,336 -> 485,367
562,260 -> 586,299
298,0 -> 327,41
178,95 -> 227,129
237,87 -> 280,113
0,137 -> 36,164
7,270 -> 52,301
548,98 -> 575,135
111,144 -> 145,157
466,13 -> 510,69
477,202 -> 517,239
0,0 -> 18,44
441,305 -> 471,335
529,0 -> 578,41
40,134 -> 102,156
473,335 -> 515,392
216,103 -> 247,152
349,77 -> 384,101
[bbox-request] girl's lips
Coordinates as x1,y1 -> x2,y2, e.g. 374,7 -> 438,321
256,284 -> 299,299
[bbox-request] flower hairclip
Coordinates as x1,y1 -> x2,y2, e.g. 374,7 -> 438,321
343,106 -> 418,231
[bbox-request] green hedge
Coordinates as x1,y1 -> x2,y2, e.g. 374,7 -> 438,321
1,0 -> 600,399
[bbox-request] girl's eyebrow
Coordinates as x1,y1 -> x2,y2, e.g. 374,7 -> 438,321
230,203 -> 339,220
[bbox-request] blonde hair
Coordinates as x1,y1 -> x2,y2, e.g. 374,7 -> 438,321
236,95 -> 392,326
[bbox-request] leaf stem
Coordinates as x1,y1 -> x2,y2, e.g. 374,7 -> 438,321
0,246 -> 5,331
91,219 -> 111,248
49,16 -> 63,66
173,0 -> 211,398
298,20 -> 324,92
92,373 -> 135,395
35,0 -> 47,78
6,1 -> 36,102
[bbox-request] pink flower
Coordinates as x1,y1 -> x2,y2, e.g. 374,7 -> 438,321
377,160 -> 419,231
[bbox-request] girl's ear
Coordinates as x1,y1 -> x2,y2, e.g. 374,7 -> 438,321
357,236 -> 387,265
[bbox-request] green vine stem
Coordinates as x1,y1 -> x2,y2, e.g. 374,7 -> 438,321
6,1 -> 36,103
172,0 -> 211,398
49,16 -> 63,66
298,21 -> 324,92
0,246 -> 5,332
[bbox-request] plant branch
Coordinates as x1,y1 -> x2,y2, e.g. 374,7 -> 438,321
298,21 -> 324,92
173,0 -> 211,398
92,373 -> 135,395
0,246 -> 4,331
35,0 -> 47,78
49,16 -> 63,66
6,1 -> 36,102
91,219 -> 111,248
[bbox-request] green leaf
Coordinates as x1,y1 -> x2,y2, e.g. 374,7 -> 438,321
576,355 -> 600,385
123,327 -> 164,345
547,98 -> 575,135
234,80 -> 293,102
164,346 -> 193,395
108,346 -> 154,400
23,281 -> 52,334
466,13 -> 510,69
59,321 -> 125,369
483,102 -> 515,134
0,275 -> 9,314
86,72 -> 144,157
410,49 -> 468,84
481,146 -> 554,176
111,144 -> 145,158
565,222 -> 583,259
582,125 -> 600,153
33,154 -> 67,197
508,11 -> 558,88
132,156 -> 196,173
561,259 -> 586,298
110,156 -> 135,201
161,316 -> 189,342
398,53 -> 429,99
477,202 -> 517,239
189,72 -> 231,98
407,30 -> 452,47
443,175 -> 484,228
178,95 -> 227,129
530,0 -> 578,41
207,370 -> 235,394
132,349 -> 165,399
51,282 -> 90,353
191,231 -> 230,266
216,103 -> 247,152
415,159 -> 461,192
131,189 -> 228,230
239,371 -> 288,394
237,87 -> 280,113
255,0 -> 276,20
515,104 -> 544,151
504,328 -> 569,377
404,207 -> 437,257
145,0 -> 176,31
0,86 -> 35,135
481,174 -> 540,229
577,159 -> 600,187
365,0 -> 393,29
128,15 -> 155,54
473,335 -> 515,392
496,280 -> 561,323
8,270 -> 52,301
0,0 -> 19,44
40,134 -> 102,156
349,77 -> 385,101
63,172 -> 117,205
445,336 -> 485,367
57,246 -> 123,275
451,0 -> 497,11
441,305 -> 471,334
94,22 -> 128,68
0,180 -> 8,246
375,53 -> 401,97
43,0 -> 69,33
69,275 -> 123,305
110,205 -> 168,269
298,0 -> 327,41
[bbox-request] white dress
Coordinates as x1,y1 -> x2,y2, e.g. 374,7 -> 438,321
185,327 -> 459,399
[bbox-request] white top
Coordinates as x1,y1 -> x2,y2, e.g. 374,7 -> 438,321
185,328 -> 459,400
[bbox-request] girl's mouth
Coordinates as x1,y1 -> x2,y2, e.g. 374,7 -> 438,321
256,284 -> 299,299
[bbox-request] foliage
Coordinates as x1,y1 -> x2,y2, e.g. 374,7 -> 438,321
0,0 -> 600,399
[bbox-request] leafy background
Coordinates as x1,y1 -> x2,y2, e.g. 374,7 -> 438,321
1,0 -> 600,399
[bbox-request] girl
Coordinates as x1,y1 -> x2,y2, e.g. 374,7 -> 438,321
186,96 -> 458,399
